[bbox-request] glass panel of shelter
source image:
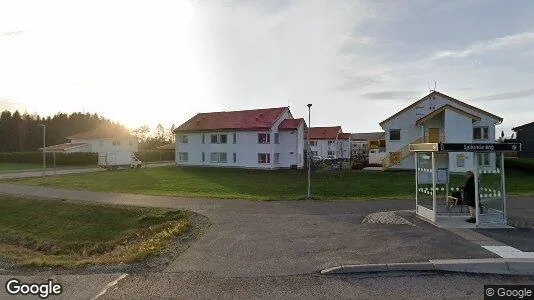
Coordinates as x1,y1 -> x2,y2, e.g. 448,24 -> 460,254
416,152 -> 435,221
476,152 -> 506,226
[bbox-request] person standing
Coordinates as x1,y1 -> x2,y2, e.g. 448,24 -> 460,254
463,171 -> 476,223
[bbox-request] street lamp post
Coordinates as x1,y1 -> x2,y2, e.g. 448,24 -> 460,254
307,104 -> 312,199
39,124 -> 46,177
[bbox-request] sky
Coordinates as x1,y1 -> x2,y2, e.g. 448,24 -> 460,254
1,0 -> 533,136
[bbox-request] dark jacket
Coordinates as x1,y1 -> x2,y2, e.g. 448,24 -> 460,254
463,176 -> 476,207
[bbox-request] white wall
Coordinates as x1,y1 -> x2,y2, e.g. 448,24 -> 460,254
174,113 -> 304,169
69,138 -> 138,153
383,93 -> 499,170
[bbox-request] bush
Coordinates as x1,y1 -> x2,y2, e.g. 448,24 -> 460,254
135,150 -> 175,162
0,152 -> 97,166
505,158 -> 534,173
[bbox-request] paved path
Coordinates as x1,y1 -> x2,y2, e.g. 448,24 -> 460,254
0,162 -> 174,180
0,183 -> 497,277
0,185 -> 533,298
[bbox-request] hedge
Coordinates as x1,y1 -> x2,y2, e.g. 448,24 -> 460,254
0,152 -> 97,166
0,150 -> 175,166
505,158 -> 534,173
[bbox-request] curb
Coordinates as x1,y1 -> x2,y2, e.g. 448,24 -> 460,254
320,258 -> 534,275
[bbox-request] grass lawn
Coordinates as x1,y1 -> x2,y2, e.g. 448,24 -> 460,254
0,163 -> 47,172
0,195 -> 190,267
9,166 -> 534,200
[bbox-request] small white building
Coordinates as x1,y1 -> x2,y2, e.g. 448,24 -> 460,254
173,107 -> 305,169
40,126 -> 138,153
307,126 -> 351,160
379,91 -> 503,170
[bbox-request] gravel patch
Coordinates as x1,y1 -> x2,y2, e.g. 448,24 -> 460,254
362,210 -> 416,226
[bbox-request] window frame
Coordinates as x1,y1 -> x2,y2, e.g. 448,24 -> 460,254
473,126 -> 489,140
210,152 -> 227,163
233,152 -> 236,163
389,129 -> 401,141
258,133 -> 270,144
178,152 -> 188,162
179,135 -> 188,144
112,140 -> 121,146
257,153 -> 271,164
233,133 -> 236,144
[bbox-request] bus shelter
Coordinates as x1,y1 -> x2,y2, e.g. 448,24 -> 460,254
409,142 -> 521,228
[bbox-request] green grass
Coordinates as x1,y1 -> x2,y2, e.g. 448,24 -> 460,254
0,163 -> 47,172
0,195 -> 190,267
9,166 -> 534,200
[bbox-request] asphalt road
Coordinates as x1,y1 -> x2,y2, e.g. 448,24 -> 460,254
0,184 -> 533,299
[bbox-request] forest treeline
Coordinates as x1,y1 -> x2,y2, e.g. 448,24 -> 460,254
0,110 -> 175,152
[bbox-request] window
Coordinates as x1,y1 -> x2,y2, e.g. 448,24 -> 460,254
478,153 -> 490,166
112,140 -> 121,146
233,153 -> 236,163
327,151 -> 335,155
100,140 -> 104,146
309,141 -> 317,146
233,133 -> 236,144
274,133 -> 279,144
210,152 -> 227,163
274,153 -> 280,164
178,152 -> 188,162
179,135 -> 188,143
473,127 -> 489,140
389,129 -> 401,141
328,140 -> 335,145
312,151 -> 318,156
210,134 -> 227,144
258,153 -> 271,164
258,133 -> 270,144
202,133 -> 205,144
202,152 -> 205,162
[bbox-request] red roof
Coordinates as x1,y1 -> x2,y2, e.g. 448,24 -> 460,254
338,132 -> 351,139
306,126 -> 342,140
67,126 -> 135,140
278,118 -> 304,131
39,142 -> 87,152
174,107 -> 288,132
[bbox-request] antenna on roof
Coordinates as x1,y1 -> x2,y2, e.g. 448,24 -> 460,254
427,81 -> 432,93
434,81 -> 437,91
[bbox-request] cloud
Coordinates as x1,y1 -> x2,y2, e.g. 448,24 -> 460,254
428,30 -> 534,61
361,91 -> 419,100
471,88 -> 534,101
335,75 -> 381,91
1,30 -> 24,37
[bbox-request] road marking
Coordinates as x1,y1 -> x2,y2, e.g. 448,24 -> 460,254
91,273 -> 129,300
482,246 -> 534,258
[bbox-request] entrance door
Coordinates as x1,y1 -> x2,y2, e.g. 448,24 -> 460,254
428,128 -> 440,143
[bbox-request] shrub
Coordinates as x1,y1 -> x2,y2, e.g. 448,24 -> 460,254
0,152 -> 97,166
505,158 -> 534,173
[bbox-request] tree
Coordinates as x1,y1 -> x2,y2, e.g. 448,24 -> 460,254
155,123 -> 165,142
131,125 -> 150,143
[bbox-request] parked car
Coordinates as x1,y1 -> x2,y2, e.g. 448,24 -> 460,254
312,156 -> 323,163
323,155 -> 337,164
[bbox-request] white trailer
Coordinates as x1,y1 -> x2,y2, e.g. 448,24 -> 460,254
369,149 -> 387,165
98,151 -> 142,170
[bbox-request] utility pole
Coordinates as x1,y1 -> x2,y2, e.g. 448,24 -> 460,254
307,104 -> 312,199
